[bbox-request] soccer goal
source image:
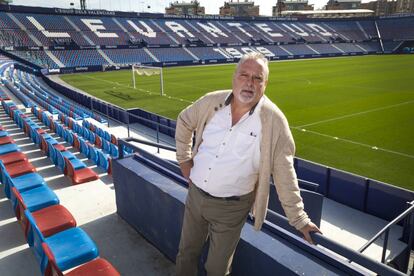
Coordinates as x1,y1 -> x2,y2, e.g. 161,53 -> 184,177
131,64 -> 164,96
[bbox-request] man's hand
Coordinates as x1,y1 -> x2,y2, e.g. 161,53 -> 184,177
299,222 -> 322,244
179,160 -> 193,181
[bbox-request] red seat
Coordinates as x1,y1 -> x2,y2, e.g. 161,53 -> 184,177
73,134 -> 80,149
42,243 -> 120,276
95,136 -> 102,148
4,160 -> 36,178
0,136 -> 15,145
64,157 -> 99,185
37,128 -> 47,135
13,189 -> 76,241
54,144 -> 67,152
31,205 -> 76,238
110,134 -> 117,145
0,151 -> 27,165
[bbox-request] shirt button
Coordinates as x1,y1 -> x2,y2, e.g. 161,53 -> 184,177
208,168 -> 211,170
222,142 -> 226,145
229,129 -> 232,132
216,155 -> 219,158
204,180 -> 207,183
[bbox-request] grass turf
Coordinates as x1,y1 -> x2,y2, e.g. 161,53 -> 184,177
60,55 -> 414,190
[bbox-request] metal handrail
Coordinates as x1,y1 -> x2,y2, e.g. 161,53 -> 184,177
90,99 -> 175,150
357,200 -> 414,263
118,137 -> 176,159
263,211 -> 406,276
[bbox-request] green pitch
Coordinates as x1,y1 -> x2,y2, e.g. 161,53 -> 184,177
60,55 -> 414,190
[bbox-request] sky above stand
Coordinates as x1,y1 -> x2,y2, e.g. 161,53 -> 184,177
13,0 -> 371,15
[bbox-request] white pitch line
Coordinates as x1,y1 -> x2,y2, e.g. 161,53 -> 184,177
291,126 -> 414,160
296,100 -> 414,128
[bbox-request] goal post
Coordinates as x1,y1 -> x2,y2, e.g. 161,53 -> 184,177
131,64 -> 164,96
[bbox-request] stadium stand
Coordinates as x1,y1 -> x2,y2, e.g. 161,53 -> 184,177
0,7 -> 411,70
377,16 -> 414,40
150,47 -> 195,62
103,48 -> 155,64
51,49 -> 107,67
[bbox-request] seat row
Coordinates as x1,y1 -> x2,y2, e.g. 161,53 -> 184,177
58,113 -> 121,174
22,70 -> 107,123
82,118 -> 134,158
3,100 -> 99,185
3,65 -> 106,123
23,106 -> 100,184
0,99 -> 119,276
35,108 -> 113,175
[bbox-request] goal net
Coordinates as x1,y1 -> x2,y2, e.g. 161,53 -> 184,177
131,64 -> 164,96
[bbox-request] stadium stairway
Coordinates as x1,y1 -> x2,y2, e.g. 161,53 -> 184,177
0,78 -> 175,275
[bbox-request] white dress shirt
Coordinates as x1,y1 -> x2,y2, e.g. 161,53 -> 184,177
190,97 -> 263,197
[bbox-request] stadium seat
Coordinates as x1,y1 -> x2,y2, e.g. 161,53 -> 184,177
3,170 -> 46,199
0,130 -> 8,137
101,139 -> 110,154
0,143 -> 20,155
109,143 -> 118,158
13,188 -> 76,244
64,157 -> 99,185
55,149 -> 86,174
10,186 -> 59,219
0,151 -> 27,165
87,143 -> 99,164
0,159 -> 36,184
0,135 -> 14,145
79,138 -> 89,157
25,209 -> 99,274
42,242 -> 120,276
97,150 -> 110,172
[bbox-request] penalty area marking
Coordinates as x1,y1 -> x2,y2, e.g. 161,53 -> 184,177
292,127 -> 414,160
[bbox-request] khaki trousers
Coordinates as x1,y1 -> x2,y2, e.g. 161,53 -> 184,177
176,183 -> 254,276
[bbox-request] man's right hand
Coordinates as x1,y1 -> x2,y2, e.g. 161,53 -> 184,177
179,160 -> 193,181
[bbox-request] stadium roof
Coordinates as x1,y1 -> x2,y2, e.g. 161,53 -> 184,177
282,9 -> 374,15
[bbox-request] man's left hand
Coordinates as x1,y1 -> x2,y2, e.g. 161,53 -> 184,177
299,222 -> 322,245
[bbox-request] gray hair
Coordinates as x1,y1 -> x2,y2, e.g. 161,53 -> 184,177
236,52 -> 269,80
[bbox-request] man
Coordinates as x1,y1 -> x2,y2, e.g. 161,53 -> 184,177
175,52 -> 320,276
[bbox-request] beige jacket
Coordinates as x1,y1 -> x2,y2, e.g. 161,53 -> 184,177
175,90 -> 310,231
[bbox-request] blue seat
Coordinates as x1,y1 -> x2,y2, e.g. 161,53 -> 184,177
64,129 -> 74,145
96,127 -> 104,138
109,143 -> 119,158
0,158 -> 41,195
11,185 -> 59,214
0,143 -> 20,155
97,150 -> 110,171
47,141 -> 73,165
87,144 -> 98,164
30,127 -> 41,144
101,139 -> 110,154
56,150 -> 86,173
0,130 -> 9,137
103,131 -> 111,142
25,210 -> 99,274
5,172 -> 47,199
88,131 -> 96,144
79,138 -> 89,157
